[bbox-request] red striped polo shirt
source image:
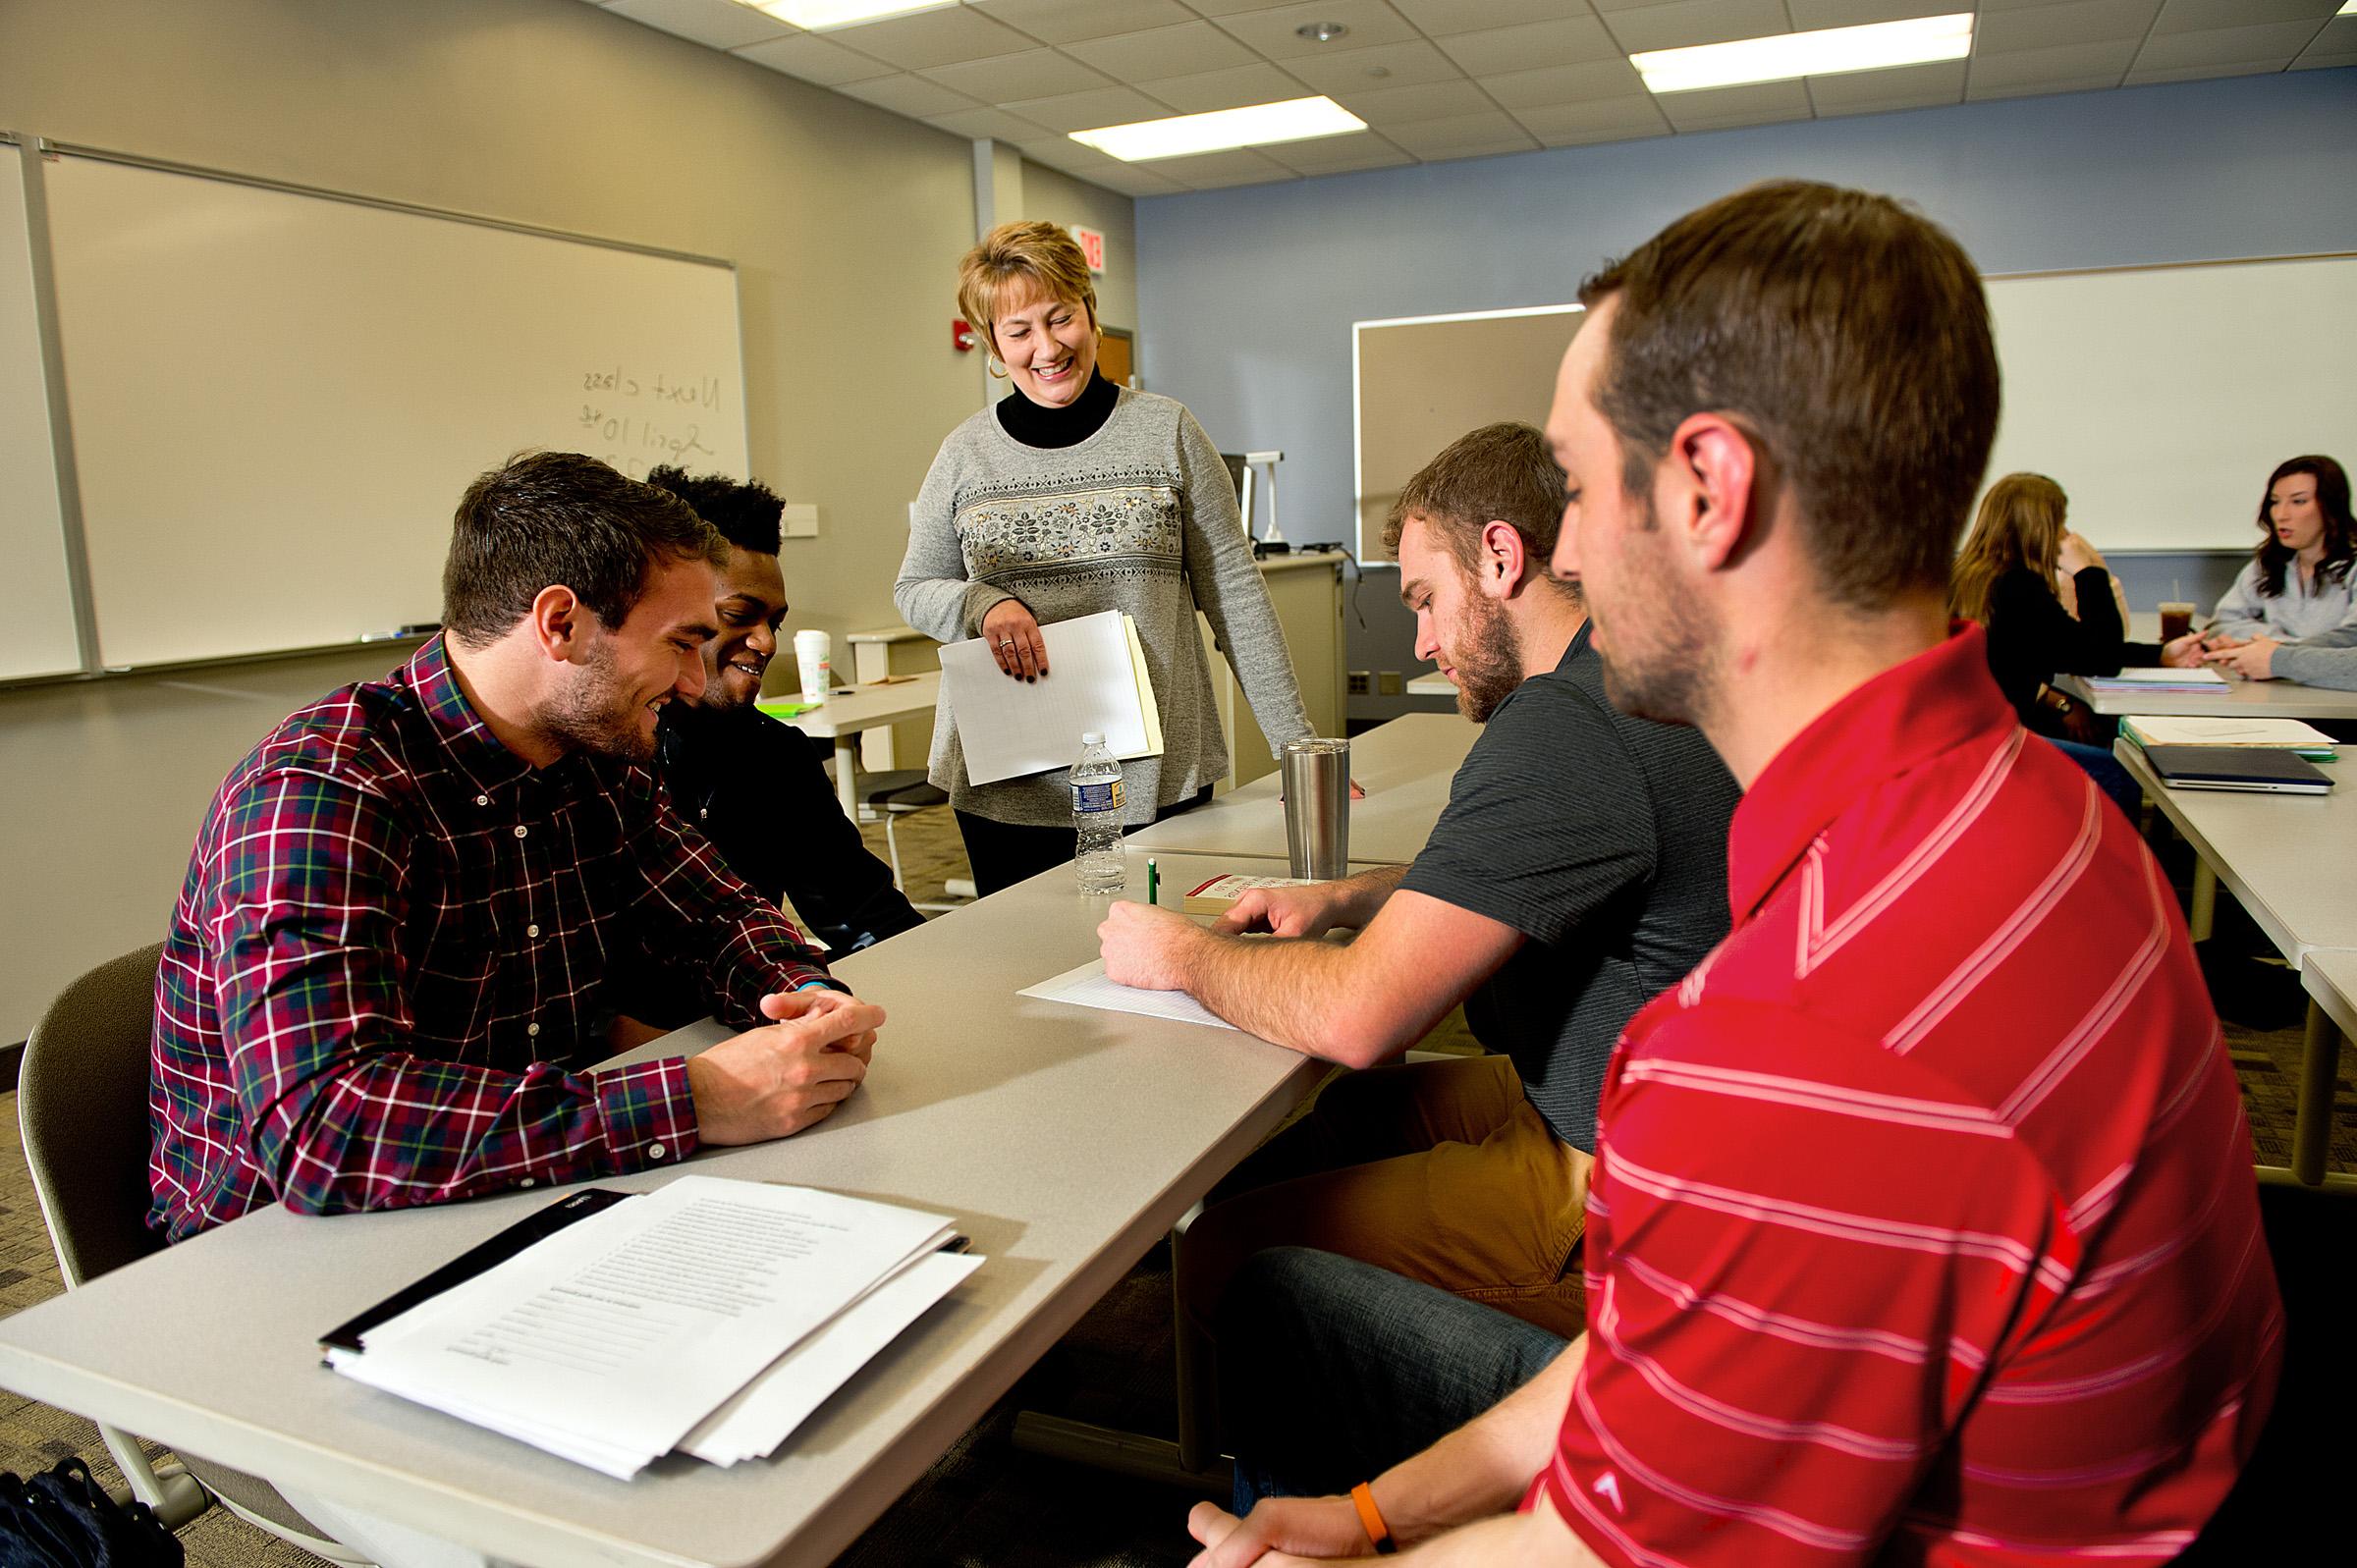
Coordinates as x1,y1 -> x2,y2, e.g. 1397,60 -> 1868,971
1530,624 -> 2281,1565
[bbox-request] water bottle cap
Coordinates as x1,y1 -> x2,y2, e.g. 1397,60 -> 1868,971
1080,731 -> 1105,746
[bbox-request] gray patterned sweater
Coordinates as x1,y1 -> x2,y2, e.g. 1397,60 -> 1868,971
895,388 -> 1312,828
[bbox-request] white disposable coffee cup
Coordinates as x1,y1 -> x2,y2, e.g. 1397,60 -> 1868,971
793,629 -> 831,704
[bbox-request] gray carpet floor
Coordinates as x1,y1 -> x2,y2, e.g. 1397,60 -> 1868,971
1,801 -> 2345,1567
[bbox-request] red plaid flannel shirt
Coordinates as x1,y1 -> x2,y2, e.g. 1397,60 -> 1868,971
150,637 -> 838,1241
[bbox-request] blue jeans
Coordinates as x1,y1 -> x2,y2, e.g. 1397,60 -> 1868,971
1221,1247 -> 1569,1515
2046,736 -> 2142,819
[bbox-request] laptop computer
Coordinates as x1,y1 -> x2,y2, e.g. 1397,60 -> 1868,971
2141,745 -> 2334,795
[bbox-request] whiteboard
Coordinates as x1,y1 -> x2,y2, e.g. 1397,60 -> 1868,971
1982,255 -> 2357,554
40,152 -> 747,670
0,140 -> 82,680
1353,305 -> 1584,562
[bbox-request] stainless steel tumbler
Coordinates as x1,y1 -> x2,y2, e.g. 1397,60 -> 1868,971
1282,737 -> 1351,881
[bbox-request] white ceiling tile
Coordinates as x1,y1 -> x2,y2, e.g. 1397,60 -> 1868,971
1805,57 -> 1968,112
2292,16 -> 2357,65
2133,19 -> 2322,69
1013,134 -> 1123,173
1151,148 -> 1300,189
2151,0 -> 2340,33
1975,0 -> 2163,54
922,47 -> 1112,99
2123,60 -> 2287,82
823,5 -> 1038,70
1435,17 -> 1621,78
1596,0 -> 1797,55
926,104 -> 1058,139
971,0 -> 1195,44
1262,130 -> 1418,173
1327,78 -> 1498,126
1065,21 -> 1262,79
1393,0 -> 1582,31
1383,109 -> 1543,156
1965,70 -> 2120,100
732,30 -> 901,85
1084,161 -> 1192,196
1005,83 -> 1175,130
1655,76 -> 1814,131
1210,1 -> 1424,61
1131,62 -> 1314,112
1785,0 -> 1971,28
604,0 -> 792,50
833,72 -> 981,116
1966,36 -> 2138,89
1479,58 -> 1652,109
1514,95 -> 1676,143
1282,40 -> 1472,95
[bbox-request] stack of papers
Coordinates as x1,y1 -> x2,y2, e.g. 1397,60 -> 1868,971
2081,667 -> 2229,695
939,611 -> 1164,785
2122,715 -> 2337,760
325,1177 -> 979,1479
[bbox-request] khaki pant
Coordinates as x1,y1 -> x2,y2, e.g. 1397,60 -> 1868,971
1178,1054 -> 1594,1345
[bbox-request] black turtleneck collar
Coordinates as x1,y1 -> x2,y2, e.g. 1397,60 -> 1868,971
995,369 -> 1120,450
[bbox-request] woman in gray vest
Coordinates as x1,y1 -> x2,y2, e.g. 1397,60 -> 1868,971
895,222 -> 1312,894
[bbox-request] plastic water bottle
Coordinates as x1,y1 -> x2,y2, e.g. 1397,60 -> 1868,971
1070,731 -> 1126,894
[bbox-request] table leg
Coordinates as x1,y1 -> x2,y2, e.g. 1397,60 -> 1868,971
2292,998 -> 2344,1187
2189,860 -> 2217,945
834,737 -> 859,821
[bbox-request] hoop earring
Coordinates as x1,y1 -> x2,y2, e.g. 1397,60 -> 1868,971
987,355 -> 1009,380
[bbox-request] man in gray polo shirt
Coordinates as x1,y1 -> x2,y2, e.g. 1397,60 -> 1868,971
1099,421 -> 1739,1351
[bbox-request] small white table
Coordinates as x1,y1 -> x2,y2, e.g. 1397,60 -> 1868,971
0,847 -> 1322,1568
780,672 -> 941,819
2116,742 -> 2357,1185
1128,712 -> 1478,866
2058,671 -> 2357,722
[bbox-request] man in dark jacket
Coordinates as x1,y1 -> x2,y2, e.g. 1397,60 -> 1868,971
646,465 -> 925,956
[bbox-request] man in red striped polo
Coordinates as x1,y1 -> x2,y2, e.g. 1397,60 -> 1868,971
1189,181 -> 2280,1565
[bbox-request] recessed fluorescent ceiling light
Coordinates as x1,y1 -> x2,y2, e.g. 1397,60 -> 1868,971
1071,97 -> 1366,162
1633,13 -> 1974,94
751,0 -> 959,30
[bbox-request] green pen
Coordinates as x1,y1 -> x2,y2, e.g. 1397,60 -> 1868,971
1147,857 -> 1158,906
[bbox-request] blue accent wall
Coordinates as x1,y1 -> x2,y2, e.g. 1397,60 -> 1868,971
1133,69 -> 2357,720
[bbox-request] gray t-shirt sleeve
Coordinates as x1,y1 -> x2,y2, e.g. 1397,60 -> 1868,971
1399,675 -> 1657,945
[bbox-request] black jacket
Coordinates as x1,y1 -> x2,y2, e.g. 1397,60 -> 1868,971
655,702 -> 925,955
1983,566 -> 2162,737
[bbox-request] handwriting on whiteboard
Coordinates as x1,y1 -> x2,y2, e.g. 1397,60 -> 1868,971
575,366 -> 727,478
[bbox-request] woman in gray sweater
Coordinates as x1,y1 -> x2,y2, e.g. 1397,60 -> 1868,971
895,222 -> 1312,893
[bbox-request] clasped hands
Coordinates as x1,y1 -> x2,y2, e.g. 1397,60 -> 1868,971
686,987 -> 884,1145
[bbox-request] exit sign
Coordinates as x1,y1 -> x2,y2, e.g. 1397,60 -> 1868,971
1070,225 -> 1106,275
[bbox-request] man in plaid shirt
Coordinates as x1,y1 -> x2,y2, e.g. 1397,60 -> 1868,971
150,452 -> 884,1241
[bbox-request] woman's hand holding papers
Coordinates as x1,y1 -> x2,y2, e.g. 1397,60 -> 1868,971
980,598 -> 1050,682
686,991 -> 885,1145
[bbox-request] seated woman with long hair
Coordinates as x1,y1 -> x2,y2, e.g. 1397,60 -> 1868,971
2202,455 -> 2356,681
1950,472 -> 2197,811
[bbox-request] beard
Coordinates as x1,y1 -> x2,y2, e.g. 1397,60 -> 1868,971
1589,494 -> 1715,729
544,638 -> 660,764
1451,592 -> 1525,724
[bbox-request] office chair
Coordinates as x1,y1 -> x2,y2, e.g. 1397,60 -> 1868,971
856,768 -> 961,913
19,944 -> 370,1565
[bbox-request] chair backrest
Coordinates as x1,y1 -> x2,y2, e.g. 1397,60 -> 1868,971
19,943 -> 168,1287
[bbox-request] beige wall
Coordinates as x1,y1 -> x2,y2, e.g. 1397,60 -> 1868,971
0,0 -> 1135,1042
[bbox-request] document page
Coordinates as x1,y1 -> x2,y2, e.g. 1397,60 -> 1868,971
681,1249 -> 984,1466
940,610 -> 1161,784
332,1177 -> 955,1478
1019,958 -> 1241,1032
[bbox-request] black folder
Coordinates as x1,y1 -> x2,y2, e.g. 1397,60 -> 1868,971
318,1187 -> 638,1357
2142,745 -> 2333,795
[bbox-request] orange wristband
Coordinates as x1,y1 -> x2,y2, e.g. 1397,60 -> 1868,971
1350,1481 -> 1397,1556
